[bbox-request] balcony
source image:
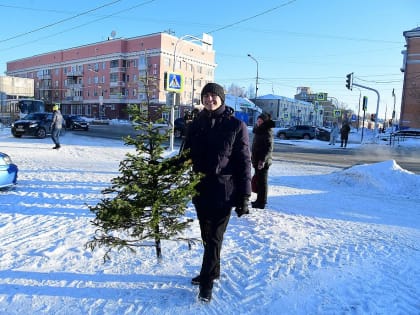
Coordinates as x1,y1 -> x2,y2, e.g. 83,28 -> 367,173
109,67 -> 126,73
110,93 -> 124,99
38,74 -> 51,80
67,83 -> 83,89
65,96 -> 83,102
109,81 -> 126,87
66,70 -> 84,77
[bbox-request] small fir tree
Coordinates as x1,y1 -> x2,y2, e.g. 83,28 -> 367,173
86,104 -> 201,261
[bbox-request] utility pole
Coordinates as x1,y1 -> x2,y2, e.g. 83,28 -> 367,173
247,54 -> 259,100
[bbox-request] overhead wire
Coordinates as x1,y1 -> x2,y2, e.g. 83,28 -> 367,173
0,0 -> 158,52
0,0 -> 123,43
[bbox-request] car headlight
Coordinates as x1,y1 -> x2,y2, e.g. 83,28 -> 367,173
29,123 -> 38,128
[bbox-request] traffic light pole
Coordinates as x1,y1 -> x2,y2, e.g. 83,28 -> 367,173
352,82 -> 380,141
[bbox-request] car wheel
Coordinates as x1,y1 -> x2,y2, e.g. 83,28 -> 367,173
303,134 -> 310,140
36,128 -> 47,139
278,133 -> 286,140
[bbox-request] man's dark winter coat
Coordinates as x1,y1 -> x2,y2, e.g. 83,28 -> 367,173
183,105 -> 251,217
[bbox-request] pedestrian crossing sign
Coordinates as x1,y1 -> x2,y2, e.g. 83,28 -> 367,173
164,72 -> 184,93
334,109 -> 341,117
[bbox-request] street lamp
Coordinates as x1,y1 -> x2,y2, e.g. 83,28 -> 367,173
247,54 -> 259,100
169,34 -> 211,151
392,88 -> 396,131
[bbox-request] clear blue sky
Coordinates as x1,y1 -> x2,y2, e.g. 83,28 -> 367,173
0,0 -> 418,119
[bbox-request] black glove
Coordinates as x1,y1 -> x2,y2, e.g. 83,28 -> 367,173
235,197 -> 250,217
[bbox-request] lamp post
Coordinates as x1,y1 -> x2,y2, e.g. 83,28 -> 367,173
392,88 -> 396,131
169,34 -> 211,151
247,54 -> 259,100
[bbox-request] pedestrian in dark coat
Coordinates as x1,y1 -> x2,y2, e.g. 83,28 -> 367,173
182,82 -> 251,302
251,113 -> 274,209
340,122 -> 351,148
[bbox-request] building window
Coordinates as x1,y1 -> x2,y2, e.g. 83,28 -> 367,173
110,60 -> 119,68
164,57 -> 171,67
110,73 -> 118,83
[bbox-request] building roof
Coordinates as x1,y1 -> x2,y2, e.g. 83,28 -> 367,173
403,27 -> 420,38
225,94 -> 262,113
257,93 -> 313,106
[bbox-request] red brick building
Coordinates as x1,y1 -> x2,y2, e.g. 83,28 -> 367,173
401,27 -> 420,129
6,32 -> 215,120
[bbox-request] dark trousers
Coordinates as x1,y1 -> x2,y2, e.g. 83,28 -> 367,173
197,212 -> 230,285
341,135 -> 348,147
52,128 -> 61,146
254,166 -> 269,205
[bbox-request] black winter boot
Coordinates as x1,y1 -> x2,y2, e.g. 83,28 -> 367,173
198,281 -> 213,302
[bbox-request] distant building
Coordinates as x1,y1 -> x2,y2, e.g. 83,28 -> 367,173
401,27 -> 420,129
294,87 -> 340,126
0,76 -> 35,124
6,32 -> 215,120
254,93 -> 323,127
225,94 -> 262,125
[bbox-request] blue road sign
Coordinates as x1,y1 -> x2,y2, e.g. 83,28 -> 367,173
165,72 -> 184,93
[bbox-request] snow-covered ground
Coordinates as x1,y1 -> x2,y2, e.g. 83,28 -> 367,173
0,127 -> 419,315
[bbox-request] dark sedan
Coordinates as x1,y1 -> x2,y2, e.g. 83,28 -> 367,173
316,127 -> 331,141
174,117 -> 186,138
11,112 -> 65,139
65,115 -> 89,131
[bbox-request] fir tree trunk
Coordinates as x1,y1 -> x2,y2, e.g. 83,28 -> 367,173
155,238 -> 162,260
155,225 -> 162,259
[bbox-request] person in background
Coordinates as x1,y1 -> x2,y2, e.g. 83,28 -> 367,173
329,122 -> 339,145
340,121 -> 351,148
181,82 -> 251,302
251,113 -> 274,209
51,104 -> 64,149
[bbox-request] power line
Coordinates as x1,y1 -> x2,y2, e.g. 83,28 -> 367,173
0,0 -> 123,44
0,0 -> 158,53
206,0 -> 297,34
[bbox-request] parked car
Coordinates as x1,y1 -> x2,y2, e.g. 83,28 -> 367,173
11,112 -> 65,139
315,127 -> 331,141
277,125 -> 316,140
0,152 -> 18,189
65,115 -> 89,131
174,117 -> 186,138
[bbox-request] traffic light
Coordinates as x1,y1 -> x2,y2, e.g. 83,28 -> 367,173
345,72 -> 353,90
362,96 -> 368,111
